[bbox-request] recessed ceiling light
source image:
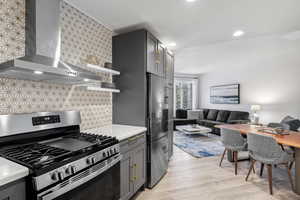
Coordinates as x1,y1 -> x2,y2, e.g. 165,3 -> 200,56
34,71 -> 43,75
165,42 -> 177,47
233,30 -> 245,37
186,0 -> 196,2
84,78 -> 90,82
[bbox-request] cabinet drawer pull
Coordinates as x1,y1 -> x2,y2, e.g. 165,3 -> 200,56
130,165 -> 135,182
128,134 -> 144,142
128,137 -> 138,142
130,163 -> 138,182
134,164 -> 138,181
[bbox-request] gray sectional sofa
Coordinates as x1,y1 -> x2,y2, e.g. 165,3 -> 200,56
174,109 -> 250,135
198,109 -> 250,135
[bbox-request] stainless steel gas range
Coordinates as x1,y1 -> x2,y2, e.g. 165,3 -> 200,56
0,111 -> 121,200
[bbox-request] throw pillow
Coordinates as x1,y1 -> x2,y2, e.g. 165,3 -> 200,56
227,111 -> 249,122
202,109 -> 209,119
206,110 -> 219,121
216,110 -> 231,122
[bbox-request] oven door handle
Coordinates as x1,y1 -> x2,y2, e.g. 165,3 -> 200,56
38,155 -> 122,200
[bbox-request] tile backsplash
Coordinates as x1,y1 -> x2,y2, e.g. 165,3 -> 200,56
61,2 -> 112,73
0,0 -> 113,130
0,0 -> 25,63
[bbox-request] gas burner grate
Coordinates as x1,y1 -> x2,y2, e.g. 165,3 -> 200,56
81,133 -> 110,142
0,143 -> 71,168
69,133 -> 118,145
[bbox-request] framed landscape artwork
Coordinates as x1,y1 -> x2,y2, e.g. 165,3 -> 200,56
210,84 -> 240,104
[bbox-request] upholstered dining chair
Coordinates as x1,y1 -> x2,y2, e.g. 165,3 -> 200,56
245,132 -> 294,195
263,123 -> 294,171
219,128 -> 248,175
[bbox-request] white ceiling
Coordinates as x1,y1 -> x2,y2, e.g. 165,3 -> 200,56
175,34 -> 300,74
66,0 -> 300,74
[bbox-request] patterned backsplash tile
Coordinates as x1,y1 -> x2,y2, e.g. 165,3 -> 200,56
0,0 -> 25,63
61,2 -> 112,71
0,0 -> 113,130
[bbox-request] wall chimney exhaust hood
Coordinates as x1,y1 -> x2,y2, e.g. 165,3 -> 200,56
0,0 -> 102,85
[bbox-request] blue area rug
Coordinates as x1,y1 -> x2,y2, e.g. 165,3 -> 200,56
174,131 -> 224,158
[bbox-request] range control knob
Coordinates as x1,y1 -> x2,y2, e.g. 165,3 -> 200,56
71,166 -> 77,174
58,172 -> 65,181
110,149 -> 114,155
103,152 -> 106,158
86,157 -> 92,165
86,157 -> 95,165
65,166 -> 72,175
51,172 -> 58,181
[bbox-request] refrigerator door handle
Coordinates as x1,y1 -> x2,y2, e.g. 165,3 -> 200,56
162,145 -> 168,154
147,117 -> 151,133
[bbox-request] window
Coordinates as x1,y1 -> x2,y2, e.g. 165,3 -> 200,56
174,77 -> 198,110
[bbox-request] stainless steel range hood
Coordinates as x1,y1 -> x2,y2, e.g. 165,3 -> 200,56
0,0 -> 102,85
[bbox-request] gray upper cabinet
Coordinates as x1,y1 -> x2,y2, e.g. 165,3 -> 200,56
147,33 -> 158,74
157,43 -> 165,77
147,32 -> 165,76
165,50 -> 174,87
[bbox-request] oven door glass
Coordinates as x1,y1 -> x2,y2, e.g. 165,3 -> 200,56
54,162 -> 120,200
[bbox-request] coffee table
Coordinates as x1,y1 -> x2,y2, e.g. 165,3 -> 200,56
176,125 -> 212,136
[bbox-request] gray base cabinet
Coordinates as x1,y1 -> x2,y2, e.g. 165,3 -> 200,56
133,144 -> 146,192
120,151 -> 134,200
0,179 -> 26,200
120,133 -> 146,200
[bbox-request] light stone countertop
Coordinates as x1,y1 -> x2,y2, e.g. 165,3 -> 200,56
0,157 -> 29,187
85,124 -> 147,141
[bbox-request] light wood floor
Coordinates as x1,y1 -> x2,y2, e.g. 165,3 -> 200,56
136,146 -> 300,200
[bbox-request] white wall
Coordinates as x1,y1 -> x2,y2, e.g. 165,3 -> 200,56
198,46 -> 300,124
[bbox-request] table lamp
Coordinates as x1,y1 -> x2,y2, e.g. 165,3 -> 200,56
251,105 -> 261,125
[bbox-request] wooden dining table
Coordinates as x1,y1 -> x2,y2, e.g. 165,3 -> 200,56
216,124 -> 300,195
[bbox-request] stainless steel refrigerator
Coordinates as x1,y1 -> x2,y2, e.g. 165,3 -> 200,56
147,74 -> 169,188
